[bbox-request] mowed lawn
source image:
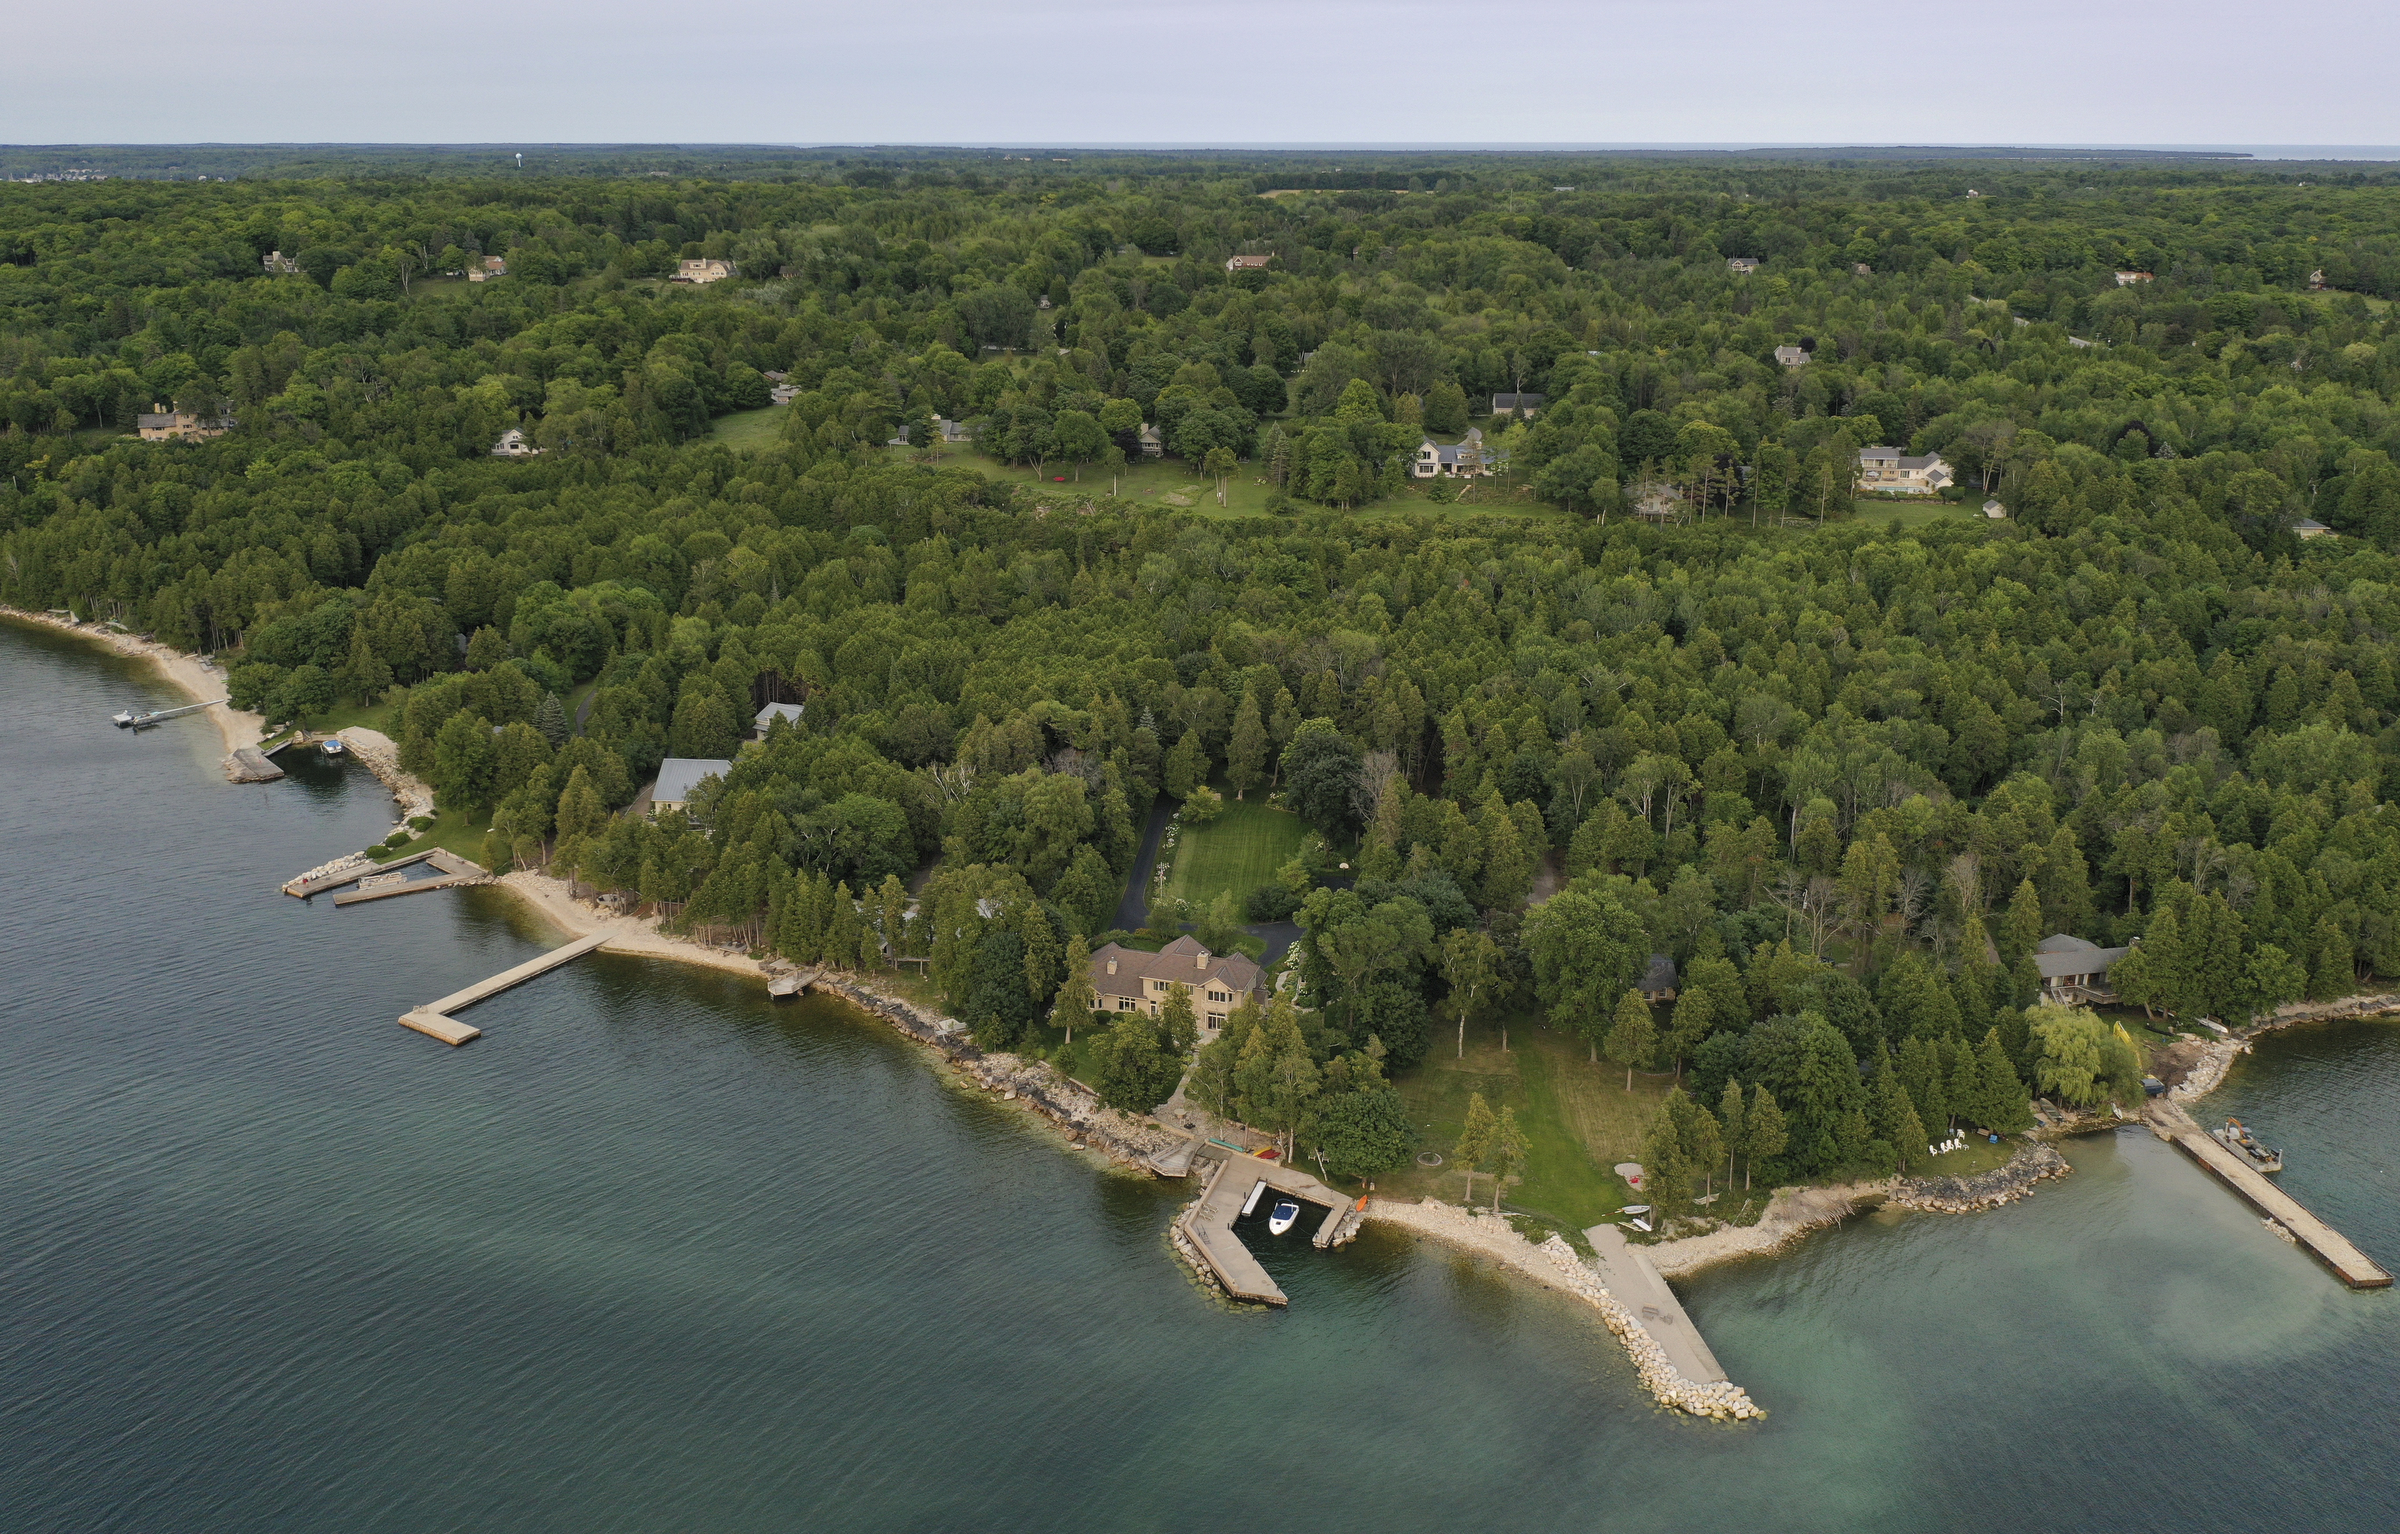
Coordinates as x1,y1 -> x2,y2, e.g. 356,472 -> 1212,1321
1159,797 -> 1310,911
710,406 -> 789,452
1366,1016 -> 1679,1233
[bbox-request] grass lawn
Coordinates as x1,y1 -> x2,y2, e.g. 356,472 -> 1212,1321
709,406 -> 789,452
364,804 -> 492,866
1159,796 -> 1310,911
1370,1015 -> 1675,1236
1849,496 -> 1986,531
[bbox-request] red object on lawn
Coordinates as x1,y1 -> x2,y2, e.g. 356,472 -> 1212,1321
1052,475 -> 1066,481
1258,1147 -> 1279,1160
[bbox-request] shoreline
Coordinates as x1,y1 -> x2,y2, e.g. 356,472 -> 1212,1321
2168,992 -> 2400,1104
1,605 -> 264,759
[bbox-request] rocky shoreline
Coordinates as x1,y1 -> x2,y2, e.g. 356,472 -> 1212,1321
2169,991 -> 2400,1104
1886,1142 -> 2072,1214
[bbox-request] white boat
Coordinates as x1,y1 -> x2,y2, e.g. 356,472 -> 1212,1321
111,710 -> 137,727
1620,1204 -> 1651,1216
320,738 -> 346,756
1266,1199 -> 1301,1236
1241,1180 -> 1266,1217
1626,1216 -> 1653,1233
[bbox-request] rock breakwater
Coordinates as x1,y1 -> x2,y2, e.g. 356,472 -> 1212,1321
1888,1142 -> 2071,1214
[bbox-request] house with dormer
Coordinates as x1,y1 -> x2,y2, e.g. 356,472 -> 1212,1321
1088,934 -> 1265,1031
1412,427 -> 1491,478
1855,445 -> 1953,494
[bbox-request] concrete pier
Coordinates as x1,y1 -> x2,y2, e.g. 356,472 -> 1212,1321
398,931 -> 607,1046
2147,1100 -> 2391,1288
333,871 -> 478,905
1584,1223 -> 1728,1383
1177,1148 -> 1360,1305
286,850 -> 438,897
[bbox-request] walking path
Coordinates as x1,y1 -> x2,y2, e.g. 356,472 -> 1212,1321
1584,1223 -> 1727,1382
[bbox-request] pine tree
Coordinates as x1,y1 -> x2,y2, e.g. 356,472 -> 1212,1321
534,690 -> 569,748
555,765 -> 606,844
1684,1101 -> 1726,1199
1663,986 -> 1713,1079
1944,1033 -> 1980,1130
1897,1034 -> 1948,1133
2001,877 -> 2045,971
1744,1087 -> 1787,1189
828,882 -> 868,970
876,874 -> 910,966
1018,900 -> 1061,1005
1973,1027 -> 2034,1133
1872,1066 -> 1928,1170
1716,1078 -> 1747,1191
1164,729 -> 1207,798
1605,989 -> 1658,1092
1455,1092 -> 1498,1207
1641,1100 -> 1692,1216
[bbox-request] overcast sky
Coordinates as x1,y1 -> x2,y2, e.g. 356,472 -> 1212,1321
8,0 -> 2397,148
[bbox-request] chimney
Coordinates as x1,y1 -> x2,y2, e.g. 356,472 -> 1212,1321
1196,951 -> 1208,969
1106,958 -> 1117,976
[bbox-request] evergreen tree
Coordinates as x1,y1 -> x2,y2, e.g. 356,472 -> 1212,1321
1744,1087 -> 1787,1189
1605,989 -> 1658,1091
1944,1033 -> 1981,1129
965,926 -> 1034,1048
1455,1091 -> 1498,1206
534,690 -> 569,748
1227,688 -> 1268,799
1972,1027 -> 2035,1132
1897,1034 -> 1948,1133
876,874 -> 911,966
1684,1100 -> 1726,1199
1164,729 -> 1208,798
2001,877 -> 2045,972
1018,900 -> 1062,1005
1663,986 -> 1713,1079
1091,1008 -> 1168,1112
1641,1099 -> 1692,1216
1872,1065 -> 1929,1169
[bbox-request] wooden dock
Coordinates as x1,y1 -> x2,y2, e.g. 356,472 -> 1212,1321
398,931 -> 607,1046
2148,1100 -> 2391,1288
1584,1223 -> 1728,1382
1177,1148 -> 1359,1306
286,850 -> 438,897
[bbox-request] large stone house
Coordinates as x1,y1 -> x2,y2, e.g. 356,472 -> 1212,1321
674,258 -> 737,284
1088,935 -> 1265,1031
2034,934 -> 2132,1005
1855,446 -> 1953,494
137,406 -> 233,442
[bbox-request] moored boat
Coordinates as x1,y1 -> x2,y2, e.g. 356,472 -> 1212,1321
2211,1117 -> 2283,1174
1266,1199 -> 1301,1235
320,737 -> 346,756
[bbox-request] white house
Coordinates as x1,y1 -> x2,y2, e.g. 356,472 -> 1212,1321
491,428 -> 540,458
1983,499 -> 2007,519
674,258 -> 737,283
1855,446 -> 1953,494
1412,427 -> 1490,478
1727,257 -> 1761,275
467,255 -> 507,282
2112,270 -> 2154,287
652,757 -> 732,816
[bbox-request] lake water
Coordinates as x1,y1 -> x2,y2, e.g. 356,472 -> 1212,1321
4,620 -> 2395,1532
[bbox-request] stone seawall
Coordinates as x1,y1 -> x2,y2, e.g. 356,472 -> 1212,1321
1887,1142 -> 2071,1214
813,976 -> 1182,1171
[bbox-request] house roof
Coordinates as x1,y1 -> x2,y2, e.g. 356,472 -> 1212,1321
2032,934 -> 2131,979
1226,254 -> 1273,269
1091,936 -> 1264,999
653,757 -> 732,805
1857,447 -> 1949,472
1640,954 -> 1678,993
1492,392 -> 1545,408
755,702 -> 805,730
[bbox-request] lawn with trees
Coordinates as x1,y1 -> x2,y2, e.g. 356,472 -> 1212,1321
5,150 -> 2399,1218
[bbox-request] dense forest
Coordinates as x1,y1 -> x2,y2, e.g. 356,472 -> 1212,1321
6,153 -> 2399,1202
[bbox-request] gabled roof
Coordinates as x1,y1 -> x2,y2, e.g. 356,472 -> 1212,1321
755,701 -> 805,730
1091,936 -> 1264,998
1640,953 -> 1678,993
654,757 -> 732,805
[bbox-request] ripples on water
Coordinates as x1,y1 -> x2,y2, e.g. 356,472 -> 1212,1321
2,623 -> 2395,1533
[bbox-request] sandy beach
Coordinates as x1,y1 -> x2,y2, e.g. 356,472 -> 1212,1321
496,869 -> 778,981
1,605 -> 265,757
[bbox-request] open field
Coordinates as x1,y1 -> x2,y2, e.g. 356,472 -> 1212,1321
708,406 -> 790,452
1159,797 -> 1310,911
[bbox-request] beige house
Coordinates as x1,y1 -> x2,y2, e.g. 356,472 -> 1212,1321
1773,345 -> 1810,368
261,249 -> 302,275
1727,257 -> 1760,275
1225,254 -> 1273,273
2112,270 -> 2153,287
2291,517 -> 2333,539
137,406 -> 232,442
1855,445 -> 1953,494
674,258 -> 737,283
467,255 -> 508,282
1089,935 -> 1265,1031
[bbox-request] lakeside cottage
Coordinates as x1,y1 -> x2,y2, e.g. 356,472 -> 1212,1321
652,757 -> 732,816
1088,935 -> 1265,1032
2034,934 -> 2132,1004
1855,446 -> 1953,494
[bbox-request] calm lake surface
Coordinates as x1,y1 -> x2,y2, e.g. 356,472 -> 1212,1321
4,620 -> 2395,1533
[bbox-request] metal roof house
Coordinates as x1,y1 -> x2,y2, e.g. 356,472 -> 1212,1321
753,702 -> 805,739
652,757 -> 732,816
2034,934 -> 2132,1004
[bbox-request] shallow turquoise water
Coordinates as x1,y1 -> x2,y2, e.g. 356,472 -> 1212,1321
3,621 -> 2394,1532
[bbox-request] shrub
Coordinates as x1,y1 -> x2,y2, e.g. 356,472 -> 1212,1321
1245,883 -> 1302,922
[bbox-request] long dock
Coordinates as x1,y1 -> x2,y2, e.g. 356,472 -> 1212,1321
333,871 -> 478,905
2148,1100 -> 2391,1288
1177,1148 -> 1359,1306
1584,1223 -> 1728,1382
398,931 -> 607,1045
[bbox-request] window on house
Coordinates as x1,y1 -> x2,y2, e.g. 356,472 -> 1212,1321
1117,997 -> 1136,1011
